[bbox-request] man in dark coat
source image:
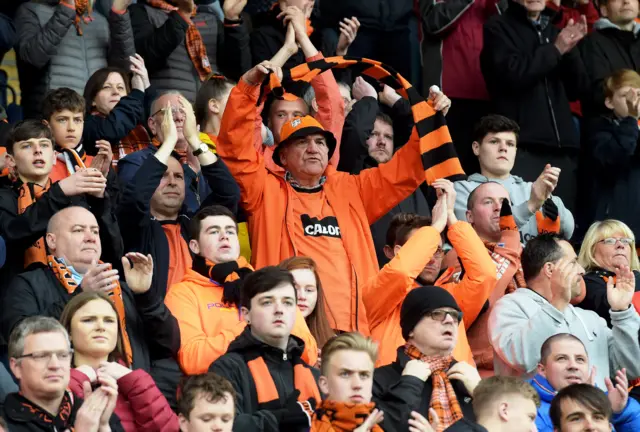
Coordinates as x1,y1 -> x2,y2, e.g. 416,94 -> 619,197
373,286 -> 479,432
480,0 -> 589,210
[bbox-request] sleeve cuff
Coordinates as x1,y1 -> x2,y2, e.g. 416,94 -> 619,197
111,6 -> 127,15
60,0 -> 75,10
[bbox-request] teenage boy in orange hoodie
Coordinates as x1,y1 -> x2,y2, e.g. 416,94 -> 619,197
364,178 -> 496,367
165,205 -> 318,375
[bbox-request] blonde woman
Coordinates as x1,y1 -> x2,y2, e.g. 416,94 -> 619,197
578,219 -> 640,327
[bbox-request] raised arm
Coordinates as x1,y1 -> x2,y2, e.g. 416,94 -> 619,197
420,0 -> 475,36
107,0 -> 136,69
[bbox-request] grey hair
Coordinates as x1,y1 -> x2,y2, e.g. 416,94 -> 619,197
150,90 -> 185,116
8,316 -> 70,359
303,86 -> 316,111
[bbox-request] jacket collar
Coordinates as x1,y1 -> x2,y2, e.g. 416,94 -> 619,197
228,326 -> 306,362
3,391 -> 78,428
594,17 -> 640,35
530,374 -> 557,403
505,0 -> 556,27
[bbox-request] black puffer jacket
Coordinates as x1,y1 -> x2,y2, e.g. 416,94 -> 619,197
579,267 -> 640,328
480,0 -> 588,150
209,327 -> 320,432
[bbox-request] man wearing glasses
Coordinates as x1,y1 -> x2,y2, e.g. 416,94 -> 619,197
363,179 -> 496,369
489,233 -> 640,389
373,285 -> 482,431
3,316 -> 121,431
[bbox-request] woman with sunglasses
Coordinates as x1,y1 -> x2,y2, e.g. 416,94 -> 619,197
82,54 -> 152,168
577,219 -> 640,328
60,291 -> 179,432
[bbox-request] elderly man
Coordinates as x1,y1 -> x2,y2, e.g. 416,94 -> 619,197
0,206 -> 179,373
3,317 -> 120,430
217,60 -> 452,333
373,285 -> 481,432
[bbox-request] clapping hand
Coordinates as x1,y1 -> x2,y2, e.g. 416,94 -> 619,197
607,265 -> 635,311
90,140 -> 113,178
121,252 -> 154,294
354,409 -> 384,432
337,17 -> 360,56
130,54 -> 150,92
606,369 -> 629,414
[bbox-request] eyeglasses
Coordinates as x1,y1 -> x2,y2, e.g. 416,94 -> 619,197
426,310 -> 462,324
599,237 -> 634,246
17,349 -> 74,364
150,105 -> 186,118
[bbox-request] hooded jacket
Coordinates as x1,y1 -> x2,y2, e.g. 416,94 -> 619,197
576,114 -> 640,242
68,368 -> 179,432
208,327 -> 321,432
364,222 -> 496,367
488,287 -> 640,387
14,0 -> 134,119
373,347 -> 475,432
480,0 -> 588,150
580,19 -> 640,117
166,268 -> 318,375
454,173 -> 574,244
217,79 -> 426,333
129,1 -> 251,101
529,373 -> 640,432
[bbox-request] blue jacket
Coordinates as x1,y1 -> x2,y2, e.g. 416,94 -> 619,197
530,373 -> 640,432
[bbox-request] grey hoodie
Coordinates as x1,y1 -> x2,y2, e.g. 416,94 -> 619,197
454,174 -> 574,244
488,288 -> 640,388
593,17 -> 640,34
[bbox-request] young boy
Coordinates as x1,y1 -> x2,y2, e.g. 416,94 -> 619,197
209,266 -> 321,432
580,69 -> 640,242
177,372 -> 236,432
0,119 -> 108,288
41,87 -> 113,183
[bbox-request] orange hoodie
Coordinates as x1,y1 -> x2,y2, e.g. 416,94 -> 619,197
165,269 -> 318,375
217,79 -> 427,333
364,222 -> 497,367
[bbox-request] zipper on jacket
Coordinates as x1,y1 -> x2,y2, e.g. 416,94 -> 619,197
283,352 -> 288,361
353,264 -> 359,332
536,28 -> 562,147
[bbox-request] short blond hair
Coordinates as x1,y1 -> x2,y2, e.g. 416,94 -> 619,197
320,332 -> 378,376
578,219 -> 640,272
604,69 -> 640,99
473,376 -> 540,419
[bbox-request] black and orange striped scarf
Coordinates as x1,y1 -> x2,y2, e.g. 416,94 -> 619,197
57,147 -> 87,175
145,0 -> 212,81
312,400 -> 383,432
405,344 -> 464,431
192,255 -> 253,307
261,56 -> 466,185
91,109 -> 151,167
67,0 -> 94,36
17,179 -> 52,267
48,255 -> 133,365
15,390 -> 76,431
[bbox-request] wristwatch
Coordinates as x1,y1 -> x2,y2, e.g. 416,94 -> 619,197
192,143 -> 209,157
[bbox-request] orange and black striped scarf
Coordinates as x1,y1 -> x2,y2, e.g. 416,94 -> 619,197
91,109 -> 151,167
48,255 -> 134,365
145,0 -> 212,81
261,56 -> 466,185
485,203 -> 526,295
405,344 -> 464,431
57,146 -> 87,175
63,0 -> 94,36
311,400 -> 383,432
17,179 -> 52,267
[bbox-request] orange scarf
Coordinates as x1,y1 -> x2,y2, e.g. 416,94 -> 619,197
48,255 -> 133,365
145,0 -> 212,81
18,180 -> 52,267
311,400 -> 383,432
63,0 -> 94,36
405,344 -> 464,431
246,356 -> 320,407
57,147 -> 87,175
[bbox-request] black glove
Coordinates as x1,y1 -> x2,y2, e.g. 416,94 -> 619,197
271,390 -> 317,430
541,198 -> 559,221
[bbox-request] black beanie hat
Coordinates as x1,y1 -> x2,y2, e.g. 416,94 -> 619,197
400,285 -> 461,340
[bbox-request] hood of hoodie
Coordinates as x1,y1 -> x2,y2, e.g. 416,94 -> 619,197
227,325 -> 306,359
530,374 -> 557,404
466,173 -> 526,186
181,267 -> 219,286
594,17 -> 640,35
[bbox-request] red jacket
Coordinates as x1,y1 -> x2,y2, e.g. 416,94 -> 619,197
69,368 -> 179,432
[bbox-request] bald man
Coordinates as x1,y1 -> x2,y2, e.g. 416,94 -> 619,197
0,206 -> 180,372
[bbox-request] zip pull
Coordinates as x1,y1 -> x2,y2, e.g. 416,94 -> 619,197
283,353 -> 288,361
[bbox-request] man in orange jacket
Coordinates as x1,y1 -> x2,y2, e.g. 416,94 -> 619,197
216,60 -> 452,334
165,205 -> 317,375
364,179 -> 496,367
